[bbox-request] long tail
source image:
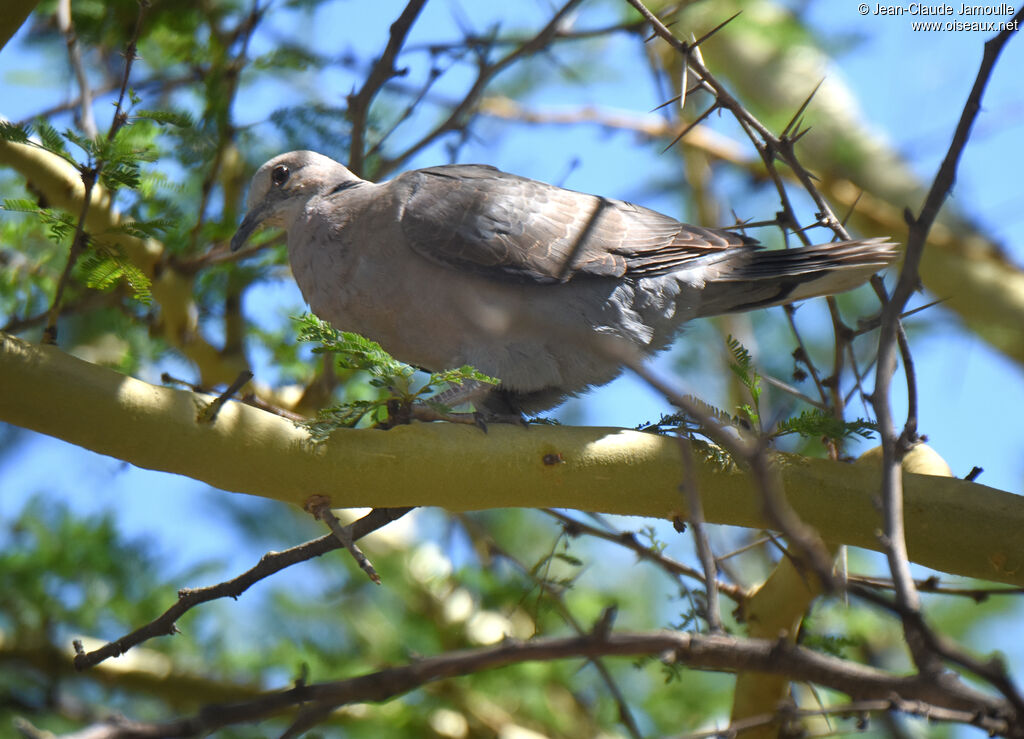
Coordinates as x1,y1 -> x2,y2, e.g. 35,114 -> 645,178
695,237 -> 899,318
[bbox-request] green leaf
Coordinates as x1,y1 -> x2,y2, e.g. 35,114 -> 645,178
0,121 -> 31,144
773,409 -> 876,442
726,334 -> 761,425
106,218 -> 175,239
34,120 -> 70,158
299,401 -> 388,441
801,632 -> 860,658
100,161 -> 142,191
134,109 -> 195,128
2,198 -> 43,214
726,334 -> 761,402
427,364 -> 500,389
293,314 -> 502,436
298,316 -> 410,381
80,245 -> 153,305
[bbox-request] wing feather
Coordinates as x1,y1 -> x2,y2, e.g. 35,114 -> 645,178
391,164 -> 754,284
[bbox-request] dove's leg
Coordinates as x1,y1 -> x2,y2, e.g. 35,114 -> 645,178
427,381 -> 526,426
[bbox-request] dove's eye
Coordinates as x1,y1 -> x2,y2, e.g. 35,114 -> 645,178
271,164 -> 290,186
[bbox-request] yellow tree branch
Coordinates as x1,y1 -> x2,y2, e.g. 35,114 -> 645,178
730,550 -> 835,735
0,0 -> 39,53
2,331 -> 1021,586
0,139 -> 248,386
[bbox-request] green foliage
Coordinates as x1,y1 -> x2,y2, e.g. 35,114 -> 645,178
773,408 -> 876,443
78,245 -> 153,304
0,497 -> 171,635
0,88 -> 191,314
800,631 -> 861,658
2,200 -> 78,244
33,119 -> 72,161
295,314 -> 498,435
133,109 -> 196,128
0,120 -> 31,144
726,333 -> 762,429
268,103 -> 352,160
2,2 -> 996,737
637,525 -> 668,555
639,336 -> 877,456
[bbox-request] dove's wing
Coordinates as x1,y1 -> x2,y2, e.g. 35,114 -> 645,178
390,164 -> 754,284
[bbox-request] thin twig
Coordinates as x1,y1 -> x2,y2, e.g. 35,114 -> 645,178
457,515 -> 646,739
197,370 -> 253,423
542,509 -> 745,602
848,574 -> 1024,602
56,0 -> 97,138
42,174 -> 96,344
761,373 -> 828,411
346,0 -> 429,175
186,0 -> 264,254
675,696 -> 1011,739
627,358 -> 838,592
305,495 -> 382,584
869,5 -> 1024,695
677,437 -> 723,632
378,0 -> 587,178
42,3 -> 147,344
72,507 -> 413,670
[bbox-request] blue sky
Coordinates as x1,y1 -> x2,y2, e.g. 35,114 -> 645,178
1,0 -> 1023,708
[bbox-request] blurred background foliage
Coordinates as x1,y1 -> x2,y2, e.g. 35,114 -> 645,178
1,0 -> 1022,736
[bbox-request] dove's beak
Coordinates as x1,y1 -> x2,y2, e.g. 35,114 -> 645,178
230,203 -> 269,252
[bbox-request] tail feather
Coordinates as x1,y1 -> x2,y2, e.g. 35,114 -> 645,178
695,237 -> 899,318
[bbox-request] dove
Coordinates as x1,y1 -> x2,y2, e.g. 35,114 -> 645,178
232,151 -> 895,416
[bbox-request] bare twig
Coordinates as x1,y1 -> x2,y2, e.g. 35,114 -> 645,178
848,574 -> 1024,602
632,1 -> 1024,717
186,0 -> 264,254
56,0 -> 97,138
627,358 -> 838,592
406,17 -> 647,54
761,373 -> 828,411
677,437 -> 723,632
676,696 -> 1012,739
457,515 -> 645,739
346,0 -> 429,175
42,3 -> 147,344
197,370 -> 253,423
72,507 -> 413,670
542,509 -> 745,602
378,0 -> 587,178
870,4 -> 1024,693
306,495 -> 382,584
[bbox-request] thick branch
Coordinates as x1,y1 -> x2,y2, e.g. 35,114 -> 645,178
2,333 -> 1022,587
0,0 -> 38,52
91,631 -> 1012,737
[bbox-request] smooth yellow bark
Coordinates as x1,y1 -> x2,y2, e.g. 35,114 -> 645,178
2,332 -> 1022,586
0,0 -> 38,53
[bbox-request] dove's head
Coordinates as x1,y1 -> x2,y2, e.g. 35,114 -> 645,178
230,150 -> 361,251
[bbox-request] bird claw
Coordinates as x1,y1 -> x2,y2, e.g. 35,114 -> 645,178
473,409 -> 527,431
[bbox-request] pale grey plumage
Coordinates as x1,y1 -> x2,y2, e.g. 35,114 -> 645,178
232,150 -> 897,414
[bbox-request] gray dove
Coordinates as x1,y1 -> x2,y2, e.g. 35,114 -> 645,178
231,150 -> 896,416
